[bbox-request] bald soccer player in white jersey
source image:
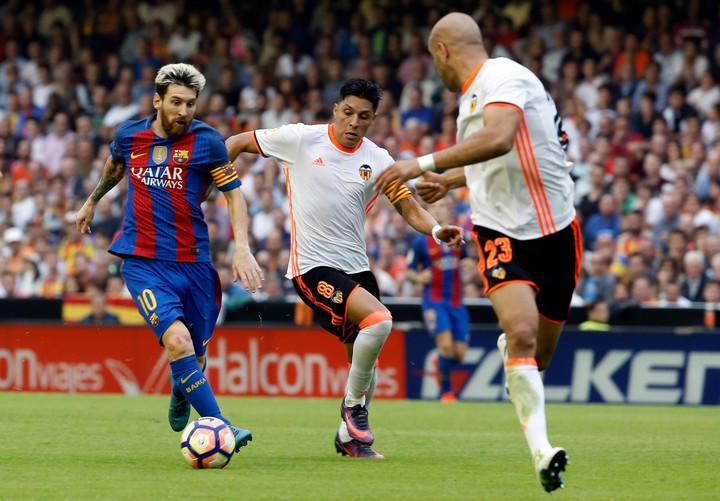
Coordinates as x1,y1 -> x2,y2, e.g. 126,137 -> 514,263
226,78 -> 465,459
375,13 -> 582,493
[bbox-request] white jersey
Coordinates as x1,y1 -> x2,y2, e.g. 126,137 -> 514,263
459,57 -> 576,240
254,123 -> 409,278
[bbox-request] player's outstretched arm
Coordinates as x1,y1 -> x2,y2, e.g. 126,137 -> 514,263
225,132 -> 259,162
373,105 -> 521,198
76,155 -> 125,234
393,196 -> 465,248
415,171 -> 467,204
223,187 -> 265,293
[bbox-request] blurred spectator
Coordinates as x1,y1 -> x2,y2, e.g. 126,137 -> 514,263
702,279 -> 720,304
680,250 -> 708,302
663,85 -> 696,134
167,16 -> 202,62
630,276 -> 657,305
575,57 -> 607,111
584,194 -> 621,250
687,72 -> 720,119
102,81 -> 140,129
80,284 -> 121,325
399,83 -> 432,130
579,300 -> 611,331
576,252 -> 616,303
657,280 -> 693,308
42,111 -> 75,177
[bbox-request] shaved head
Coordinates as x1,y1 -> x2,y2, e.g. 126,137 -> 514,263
428,13 -> 487,92
429,12 -> 484,49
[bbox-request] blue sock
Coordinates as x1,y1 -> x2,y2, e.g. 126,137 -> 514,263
170,355 -> 228,424
438,355 -> 455,394
170,358 -> 208,399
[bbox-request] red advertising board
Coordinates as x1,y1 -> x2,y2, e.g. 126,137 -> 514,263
0,325 -> 406,398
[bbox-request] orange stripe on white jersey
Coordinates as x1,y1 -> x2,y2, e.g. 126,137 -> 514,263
515,131 -> 549,236
365,192 -> 380,214
515,118 -> 556,235
284,167 -> 300,277
571,218 -> 583,283
461,59 -> 488,94
515,122 -> 551,234
252,131 -> 267,157
485,102 -> 522,115
519,117 -> 556,233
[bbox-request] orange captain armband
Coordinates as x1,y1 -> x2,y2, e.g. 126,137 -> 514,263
384,181 -> 412,205
210,162 -> 239,188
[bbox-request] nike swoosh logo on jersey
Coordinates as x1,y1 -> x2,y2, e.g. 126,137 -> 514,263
202,339 -> 211,347
130,151 -> 147,159
180,370 -> 198,384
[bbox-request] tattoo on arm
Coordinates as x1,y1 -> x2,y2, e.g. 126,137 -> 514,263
394,196 -> 437,234
90,157 -> 125,203
393,197 -> 407,216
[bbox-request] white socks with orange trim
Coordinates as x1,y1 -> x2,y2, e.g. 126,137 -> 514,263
344,310 -> 392,407
505,358 -> 552,457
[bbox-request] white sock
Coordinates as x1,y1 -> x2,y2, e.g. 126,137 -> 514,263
338,367 -> 377,443
338,420 -> 352,442
365,367 -> 378,409
505,359 -> 552,458
344,311 -> 392,407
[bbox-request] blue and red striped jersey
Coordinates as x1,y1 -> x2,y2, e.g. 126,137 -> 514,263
108,116 -> 240,262
407,234 -> 466,307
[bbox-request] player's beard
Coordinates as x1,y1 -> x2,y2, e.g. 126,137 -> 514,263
159,111 -> 191,138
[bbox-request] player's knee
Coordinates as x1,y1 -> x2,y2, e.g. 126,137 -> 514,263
506,323 -> 537,354
162,328 -> 194,359
359,309 -> 392,338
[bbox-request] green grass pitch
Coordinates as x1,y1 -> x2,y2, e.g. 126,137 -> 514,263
0,393 -> 718,500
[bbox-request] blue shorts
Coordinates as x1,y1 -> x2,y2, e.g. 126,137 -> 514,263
422,301 -> 470,343
121,258 -> 221,356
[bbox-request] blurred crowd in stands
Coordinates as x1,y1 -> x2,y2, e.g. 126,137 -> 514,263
2,0 -> 720,320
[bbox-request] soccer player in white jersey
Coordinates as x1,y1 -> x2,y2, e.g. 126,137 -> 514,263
374,13 -> 582,492
226,78 -> 465,459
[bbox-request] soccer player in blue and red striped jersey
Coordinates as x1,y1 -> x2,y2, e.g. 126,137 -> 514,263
406,198 -> 469,402
76,63 -> 263,453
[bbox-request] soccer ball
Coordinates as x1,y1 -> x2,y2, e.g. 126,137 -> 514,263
180,417 -> 236,469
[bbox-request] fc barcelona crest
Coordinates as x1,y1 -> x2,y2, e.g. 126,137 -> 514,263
173,149 -> 189,164
359,164 -> 372,181
470,94 -> 478,113
152,146 -> 168,164
222,162 -> 236,177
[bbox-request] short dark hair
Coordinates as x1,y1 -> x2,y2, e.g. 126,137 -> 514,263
338,78 -> 383,112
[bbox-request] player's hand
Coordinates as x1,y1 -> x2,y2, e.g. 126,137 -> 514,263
418,269 -> 432,284
373,159 -> 423,199
232,248 -> 265,293
76,200 -> 96,234
436,225 -> 465,248
416,172 -> 448,204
